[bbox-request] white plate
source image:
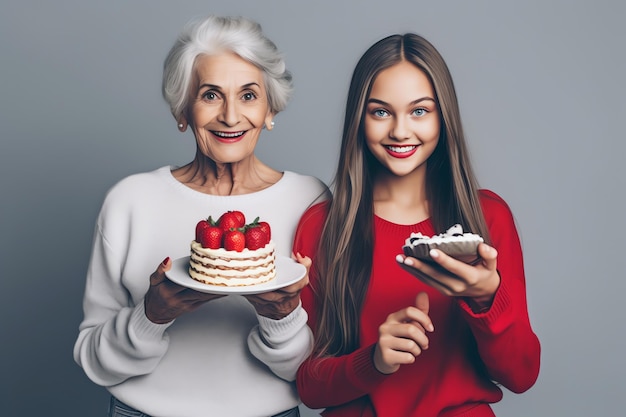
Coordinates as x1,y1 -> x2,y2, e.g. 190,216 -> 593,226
166,255 -> 306,295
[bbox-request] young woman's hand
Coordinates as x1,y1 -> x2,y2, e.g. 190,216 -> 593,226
144,257 -> 225,324
374,292 -> 434,374
396,243 -> 501,311
244,253 -> 311,320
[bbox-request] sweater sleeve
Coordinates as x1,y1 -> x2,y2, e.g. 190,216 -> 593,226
247,175 -> 329,382
73,223 -> 172,387
296,344 -> 387,409
293,204 -> 388,408
457,190 -> 541,393
247,301 -> 313,381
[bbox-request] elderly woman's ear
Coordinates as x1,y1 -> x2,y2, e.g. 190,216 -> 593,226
264,114 -> 275,131
177,119 -> 187,132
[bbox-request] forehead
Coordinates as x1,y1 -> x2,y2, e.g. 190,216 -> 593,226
369,61 -> 434,101
193,52 -> 264,85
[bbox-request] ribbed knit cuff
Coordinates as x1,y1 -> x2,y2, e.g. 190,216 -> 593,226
458,277 -> 514,331
348,344 -> 388,392
130,302 -> 174,341
256,301 -> 308,344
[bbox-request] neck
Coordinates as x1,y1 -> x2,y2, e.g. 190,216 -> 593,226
172,151 -> 282,196
372,166 -> 429,225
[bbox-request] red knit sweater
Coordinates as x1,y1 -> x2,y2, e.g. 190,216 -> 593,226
293,190 -> 540,417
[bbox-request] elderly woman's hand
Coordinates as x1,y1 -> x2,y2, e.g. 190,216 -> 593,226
244,253 -> 311,320
144,257 -> 225,324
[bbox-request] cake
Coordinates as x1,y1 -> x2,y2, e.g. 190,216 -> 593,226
188,210 -> 276,286
189,241 -> 276,286
402,224 -> 484,265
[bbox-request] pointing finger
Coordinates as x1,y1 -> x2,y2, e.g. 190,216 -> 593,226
415,291 -> 429,316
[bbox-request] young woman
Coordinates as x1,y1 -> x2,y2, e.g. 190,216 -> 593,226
293,33 -> 540,417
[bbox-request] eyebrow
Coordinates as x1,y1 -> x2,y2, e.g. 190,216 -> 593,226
367,97 -> 436,106
198,82 -> 262,91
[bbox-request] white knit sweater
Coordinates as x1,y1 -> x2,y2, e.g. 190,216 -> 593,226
73,166 -> 329,417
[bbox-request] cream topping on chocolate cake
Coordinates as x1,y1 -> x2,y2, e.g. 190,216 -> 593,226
404,224 -> 483,247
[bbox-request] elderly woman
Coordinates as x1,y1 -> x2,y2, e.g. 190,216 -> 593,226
73,15 -> 329,417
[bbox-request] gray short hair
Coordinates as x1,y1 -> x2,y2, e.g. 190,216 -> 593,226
162,16 -> 293,119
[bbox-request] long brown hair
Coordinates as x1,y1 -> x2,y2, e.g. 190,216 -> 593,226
313,34 -> 491,357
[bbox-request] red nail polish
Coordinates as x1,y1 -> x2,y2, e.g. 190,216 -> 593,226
162,257 -> 170,265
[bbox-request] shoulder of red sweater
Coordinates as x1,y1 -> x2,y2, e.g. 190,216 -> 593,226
299,201 -> 329,227
479,189 -> 513,215
478,189 -> 519,239
294,201 -> 328,251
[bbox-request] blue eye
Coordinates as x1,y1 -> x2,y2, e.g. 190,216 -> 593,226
413,108 -> 427,117
373,109 -> 389,117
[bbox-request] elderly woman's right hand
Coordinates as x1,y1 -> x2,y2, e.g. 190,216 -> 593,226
243,253 -> 311,320
144,257 -> 225,324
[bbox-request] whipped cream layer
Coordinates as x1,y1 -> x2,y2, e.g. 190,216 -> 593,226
189,240 -> 276,286
404,224 -> 483,247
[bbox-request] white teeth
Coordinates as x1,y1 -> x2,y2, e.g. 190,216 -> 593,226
387,145 -> 416,153
213,131 -> 244,138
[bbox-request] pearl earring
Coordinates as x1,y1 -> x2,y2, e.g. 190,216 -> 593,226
178,123 -> 183,129
271,121 -> 275,128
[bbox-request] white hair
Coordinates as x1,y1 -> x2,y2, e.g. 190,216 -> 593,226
162,15 -> 293,119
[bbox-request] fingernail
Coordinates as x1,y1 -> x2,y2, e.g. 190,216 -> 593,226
404,258 -> 414,266
427,323 -> 434,332
429,249 -> 439,258
396,254 -> 404,263
162,257 -> 170,266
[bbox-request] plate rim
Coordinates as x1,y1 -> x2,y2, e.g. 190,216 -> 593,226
166,254 -> 306,295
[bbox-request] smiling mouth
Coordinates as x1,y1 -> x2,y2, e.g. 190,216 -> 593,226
212,130 -> 246,138
385,145 -> 417,153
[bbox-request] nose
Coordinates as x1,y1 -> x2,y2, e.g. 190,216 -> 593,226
390,116 -> 411,141
218,98 -> 240,127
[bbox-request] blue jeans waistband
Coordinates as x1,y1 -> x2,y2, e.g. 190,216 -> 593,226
109,396 -> 300,417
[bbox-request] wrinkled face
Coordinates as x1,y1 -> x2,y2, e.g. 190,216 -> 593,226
364,61 -> 440,178
186,52 -> 273,164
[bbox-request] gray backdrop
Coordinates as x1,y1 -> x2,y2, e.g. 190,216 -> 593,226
1,0 -> 624,416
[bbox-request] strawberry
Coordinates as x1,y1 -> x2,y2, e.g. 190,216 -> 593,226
231,211 -> 245,227
195,219 -> 211,242
199,225 -> 223,249
218,210 -> 246,232
245,226 -> 269,250
258,221 -> 271,241
223,229 -> 246,252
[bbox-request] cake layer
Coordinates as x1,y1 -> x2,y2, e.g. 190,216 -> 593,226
188,240 -> 276,286
189,256 -> 275,279
188,269 -> 275,286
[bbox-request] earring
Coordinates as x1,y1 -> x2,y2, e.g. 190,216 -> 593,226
271,121 -> 275,128
178,123 -> 184,129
